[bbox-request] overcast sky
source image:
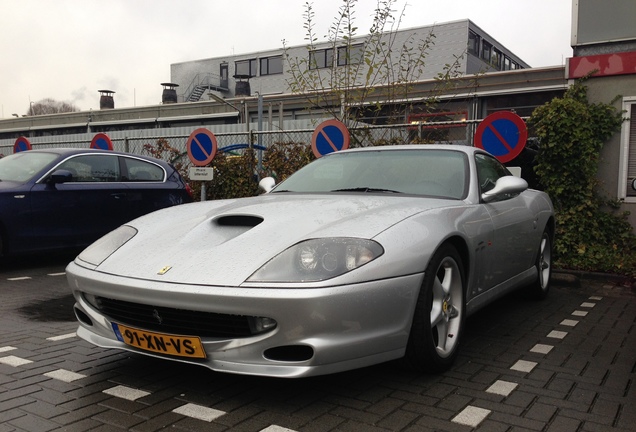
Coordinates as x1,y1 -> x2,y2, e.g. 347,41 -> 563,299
0,0 -> 572,118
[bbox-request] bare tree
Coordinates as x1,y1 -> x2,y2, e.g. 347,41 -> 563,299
284,0 -> 465,135
27,98 -> 79,116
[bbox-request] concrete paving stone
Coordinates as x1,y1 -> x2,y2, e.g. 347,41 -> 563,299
400,402 -> 456,421
502,390 -> 536,410
545,416 -> 582,432
208,404 -> 264,428
452,405 -> 491,428
364,396 -> 406,416
99,396 -> 151,415
129,412 -> 190,432
331,405 -> 382,425
411,416 -> 470,432
486,380 -> 518,397
375,408 -> 421,431
31,386 -> 75,406
0,395 -> 37,413
489,411 -> 545,431
0,384 -> 41,402
134,397 -> 189,421
464,397 -> 524,417
436,393 -> 474,412
169,414 -> 233,432
287,401 -> 336,420
567,384 -> 598,406
524,402 -> 558,422
21,398 -> 69,419
51,418 -> 105,432
92,409 -> 147,429
7,412 -> 61,432
51,403 -> 110,426
298,413 -> 346,432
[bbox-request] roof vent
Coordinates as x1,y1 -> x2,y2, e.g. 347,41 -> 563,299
161,82 -> 179,104
98,90 -> 115,110
233,74 -> 251,97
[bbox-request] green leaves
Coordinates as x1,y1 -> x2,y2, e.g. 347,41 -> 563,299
529,80 -> 635,277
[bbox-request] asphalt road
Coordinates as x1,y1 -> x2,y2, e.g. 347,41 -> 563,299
0,254 -> 634,431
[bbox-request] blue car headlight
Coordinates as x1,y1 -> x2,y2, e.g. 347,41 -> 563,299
76,225 -> 137,267
248,238 -> 384,282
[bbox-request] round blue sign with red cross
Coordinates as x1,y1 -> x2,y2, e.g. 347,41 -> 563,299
187,128 -> 218,167
90,133 -> 113,150
311,119 -> 350,158
14,136 -> 32,153
474,111 -> 527,163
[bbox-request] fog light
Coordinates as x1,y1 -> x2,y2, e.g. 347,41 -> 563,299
248,316 -> 277,334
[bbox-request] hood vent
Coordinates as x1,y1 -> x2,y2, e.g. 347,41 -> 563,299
215,215 -> 263,228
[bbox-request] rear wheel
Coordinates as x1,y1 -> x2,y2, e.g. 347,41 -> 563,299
403,244 -> 465,372
527,228 -> 552,300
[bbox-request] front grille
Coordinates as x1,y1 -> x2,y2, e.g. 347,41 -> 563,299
94,296 -> 264,338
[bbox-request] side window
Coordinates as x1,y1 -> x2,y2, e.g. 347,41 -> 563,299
475,153 -> 510,194
123,157 -> 165,182
58,155 -> 120,182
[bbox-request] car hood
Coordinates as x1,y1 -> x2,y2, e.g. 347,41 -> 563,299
92,193 -> 462,286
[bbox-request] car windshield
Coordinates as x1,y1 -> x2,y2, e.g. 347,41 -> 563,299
0,151 -> 59,183
274,148 -> 468,199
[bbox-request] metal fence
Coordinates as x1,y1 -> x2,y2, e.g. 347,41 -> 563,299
0,120 -> 476,161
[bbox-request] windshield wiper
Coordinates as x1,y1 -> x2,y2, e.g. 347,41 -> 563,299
331,187 -> 402,194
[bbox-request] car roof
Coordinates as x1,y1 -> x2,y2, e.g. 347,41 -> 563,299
336,144 -> 485,156
17,148 -> 170,165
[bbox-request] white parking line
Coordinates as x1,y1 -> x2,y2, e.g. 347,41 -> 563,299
0,355 -> 33,367
7,277 -> 31,281
453,406 -> 491,427
530,344 -> 553,354
560,319 -> 579,327
510,360 -> 537,373
172,403 -> 226,422
103,385 -> 150,401
547,330 -> 568,339
486,380 -> 518,396
0,346 -> 17,353
44,369 -> 86,383
47,272 -> 66,277
47,333 -> 76,341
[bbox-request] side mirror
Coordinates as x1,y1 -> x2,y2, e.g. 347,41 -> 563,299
482,176 -> 528,203
48,169 -> 74,185
258,176 -> 276,193
632,178 -> 636,191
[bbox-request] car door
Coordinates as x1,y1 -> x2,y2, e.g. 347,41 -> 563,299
475,153 -> 536,287
29,154 -> 133,250
120,156 -> 184,219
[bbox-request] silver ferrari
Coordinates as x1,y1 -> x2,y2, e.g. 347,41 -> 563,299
66,145 -> 554,378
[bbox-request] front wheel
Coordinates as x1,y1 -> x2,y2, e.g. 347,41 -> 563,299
527,228 -> 552,300
402,244 -> 465,372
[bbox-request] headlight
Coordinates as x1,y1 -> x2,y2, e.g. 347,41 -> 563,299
76,225 -> 137,267
248,238 -> 383,282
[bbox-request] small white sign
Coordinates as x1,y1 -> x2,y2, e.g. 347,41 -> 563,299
189,167 -> 214,181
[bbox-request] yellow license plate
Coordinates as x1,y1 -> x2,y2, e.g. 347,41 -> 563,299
112,323 -> 206,359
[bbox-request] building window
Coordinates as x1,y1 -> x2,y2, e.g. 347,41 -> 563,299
260,55 -> 283,75
235,58 -> 257,77
620,99 -> 636,199
309,48 -> 334,69
491,48 -> 502,69
337,44 -> 364,66
481,41 -> 492,64
468,31 -> 480,56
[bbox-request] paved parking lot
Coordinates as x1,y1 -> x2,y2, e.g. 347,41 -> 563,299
0,255 -> 634,431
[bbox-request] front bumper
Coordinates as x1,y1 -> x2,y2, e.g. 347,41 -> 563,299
67,261 -> 424,378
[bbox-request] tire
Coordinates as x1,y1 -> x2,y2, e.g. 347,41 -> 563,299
527,228 -> 552,300
402,244 -> 465,372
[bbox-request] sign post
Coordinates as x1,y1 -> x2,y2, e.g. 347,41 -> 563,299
474,111 -> 527,163
186,128 -> 218,201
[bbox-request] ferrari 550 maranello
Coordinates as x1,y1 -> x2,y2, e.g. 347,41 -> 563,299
67,145 -> 554,378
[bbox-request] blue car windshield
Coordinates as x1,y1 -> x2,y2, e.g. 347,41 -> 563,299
0,152 -> 59,183
273,149 -> 468,199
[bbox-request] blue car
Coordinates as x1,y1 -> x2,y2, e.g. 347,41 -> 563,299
0,148 -> 193,256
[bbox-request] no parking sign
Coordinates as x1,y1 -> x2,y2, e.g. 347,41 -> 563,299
187,128 -> 218,166
474,111 -> 527,163
14,136 -> 32,153
311,119 -> 350,158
